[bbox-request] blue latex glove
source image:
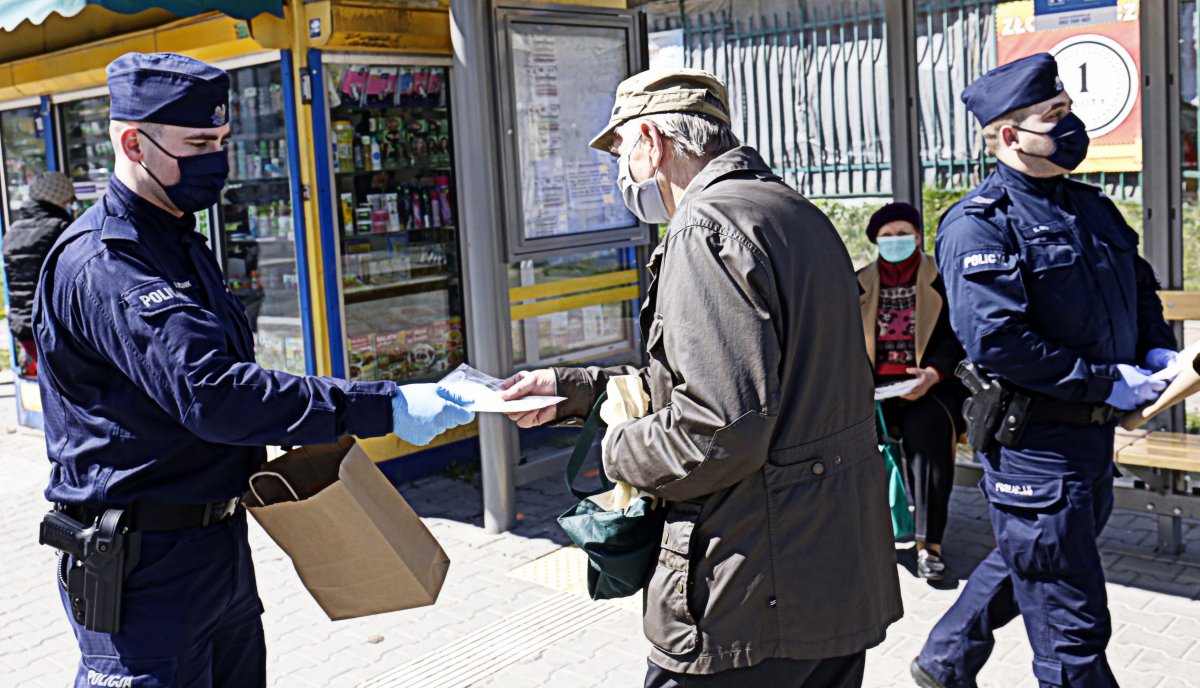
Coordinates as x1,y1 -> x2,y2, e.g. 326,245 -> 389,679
1144,347 -> 1178,375
1105,364 -> 1167,411
391,384 -> 475,446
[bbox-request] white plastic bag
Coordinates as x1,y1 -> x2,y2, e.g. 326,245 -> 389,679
592,375 -> 653,512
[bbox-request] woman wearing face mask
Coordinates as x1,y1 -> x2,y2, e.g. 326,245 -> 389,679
857,202 -> 966,581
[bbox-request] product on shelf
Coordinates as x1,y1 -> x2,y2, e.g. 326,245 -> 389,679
333,121 -> 355,171
284,336 -> 306,376
219,64 -> 305,376
333,64 -> 462,385
374,331 -> 408,382
340,193 -> 355,229
254,332 -> 287,372
348,335 -> 377,381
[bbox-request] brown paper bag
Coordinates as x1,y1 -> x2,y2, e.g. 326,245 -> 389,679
244,437 -> 450,620
1121,340 -> 1200,430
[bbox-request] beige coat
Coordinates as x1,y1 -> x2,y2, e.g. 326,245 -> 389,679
857,253 -> 943,368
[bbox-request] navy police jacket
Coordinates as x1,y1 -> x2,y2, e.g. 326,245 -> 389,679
935,162 -> 1175,404
33,177 -> 396,507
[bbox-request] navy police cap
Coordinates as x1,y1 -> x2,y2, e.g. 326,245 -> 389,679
961,53 -> 1063,126
107,52 -> 231,129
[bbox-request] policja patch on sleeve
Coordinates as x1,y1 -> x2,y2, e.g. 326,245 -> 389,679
957,250 -> 1016,276
121,279 -> 199,317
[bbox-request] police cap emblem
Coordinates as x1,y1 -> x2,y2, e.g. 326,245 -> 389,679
212,104 -> 228,126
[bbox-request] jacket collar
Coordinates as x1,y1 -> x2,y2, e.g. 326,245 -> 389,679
19,199 -> 71,223
647,146 -> 777,279
685,146 -> 778,197
101,175 -> 197,244
995,160 -> 1063,198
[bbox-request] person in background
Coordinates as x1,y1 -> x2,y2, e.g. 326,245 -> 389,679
2,171 -> 76,377
857,202 -> 966,581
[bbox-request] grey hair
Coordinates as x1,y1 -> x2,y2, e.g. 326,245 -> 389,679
620,104 -> 739,161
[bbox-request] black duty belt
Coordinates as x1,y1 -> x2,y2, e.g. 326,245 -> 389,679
60,498 -> 240,532
1024,397 -> 1114,427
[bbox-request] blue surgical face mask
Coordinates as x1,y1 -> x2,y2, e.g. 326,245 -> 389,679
617,136 -> 671,225
1014,112 -> 1090,171
878,235 -> 918,264
138,130 -> 230,213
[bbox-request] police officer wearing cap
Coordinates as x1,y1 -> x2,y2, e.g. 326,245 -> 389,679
909,53 -> 1177,688
34,53 -> 473,685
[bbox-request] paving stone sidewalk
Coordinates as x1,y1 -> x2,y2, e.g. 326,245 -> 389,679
1,378 -> 1198,687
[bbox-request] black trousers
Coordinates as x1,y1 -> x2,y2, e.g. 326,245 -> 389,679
880,384 -> 964,545
645,652 -> 866,688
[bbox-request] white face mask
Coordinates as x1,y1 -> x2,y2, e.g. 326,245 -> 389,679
617,138 -> 671,225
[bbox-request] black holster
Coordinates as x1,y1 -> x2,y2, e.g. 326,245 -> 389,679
40,507 -> 141,634
956,360 -> 1012,453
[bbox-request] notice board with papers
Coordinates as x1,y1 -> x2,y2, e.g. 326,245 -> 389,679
493,2 -> 650,259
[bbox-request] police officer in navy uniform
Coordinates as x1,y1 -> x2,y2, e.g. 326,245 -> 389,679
909,54 -> 1177,688
34,53 -> 473,686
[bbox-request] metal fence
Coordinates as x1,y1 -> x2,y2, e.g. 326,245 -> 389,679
653,0 -> 1140,200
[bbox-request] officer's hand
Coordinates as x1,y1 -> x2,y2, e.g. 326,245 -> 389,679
498,369 -> 558,428
391,384 -> 475,446
1104,364 -> 1168,411
1143,348 -> 1179,379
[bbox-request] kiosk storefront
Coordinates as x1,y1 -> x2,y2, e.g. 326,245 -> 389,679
0,0 -> 648,502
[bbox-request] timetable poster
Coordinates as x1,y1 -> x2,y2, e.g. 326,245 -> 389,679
996,0 -> 1141,172
510,24 -> 638,240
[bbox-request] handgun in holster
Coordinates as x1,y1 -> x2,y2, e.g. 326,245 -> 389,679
39,507 -> 141,634
956,360 -> 1013,453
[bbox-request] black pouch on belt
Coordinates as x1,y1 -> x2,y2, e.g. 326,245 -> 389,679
995,393 -> 1035,449
956,360 -> 1011,453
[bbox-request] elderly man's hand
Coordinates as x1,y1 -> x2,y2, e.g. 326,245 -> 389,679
499,369 -> 559,428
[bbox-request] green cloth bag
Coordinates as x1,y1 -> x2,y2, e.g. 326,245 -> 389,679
877,401 -> 915,540
556,392 -> 667,600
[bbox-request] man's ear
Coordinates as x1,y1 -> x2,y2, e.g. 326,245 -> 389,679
640,121 -> 667,169
120,127 -> 145,163
999,124 -> 1020,152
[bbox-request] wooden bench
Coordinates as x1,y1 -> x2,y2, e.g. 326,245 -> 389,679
1112,430 -> 1200,554
1097,290 -> 1200,553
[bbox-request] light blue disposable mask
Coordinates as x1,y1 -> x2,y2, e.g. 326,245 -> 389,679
878,235 -> 918,263
617,137 -> 671,225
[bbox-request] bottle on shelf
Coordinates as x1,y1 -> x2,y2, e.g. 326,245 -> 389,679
410,188 -> 424,230
353,136 -> 366,171
370,138 -> 382,172
435,176 -> 453,225
422,189 -> 434,228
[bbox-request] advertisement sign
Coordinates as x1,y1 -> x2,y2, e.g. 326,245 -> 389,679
996,0 -> 1141,172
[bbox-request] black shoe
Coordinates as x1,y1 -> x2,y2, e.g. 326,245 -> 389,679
917,551 -> 945,581
910,658 -> 948,688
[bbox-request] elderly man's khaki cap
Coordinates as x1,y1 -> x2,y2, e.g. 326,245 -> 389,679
589,68 -> 730,152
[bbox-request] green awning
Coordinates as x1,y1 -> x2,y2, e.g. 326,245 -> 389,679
0,0 -> 284,32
